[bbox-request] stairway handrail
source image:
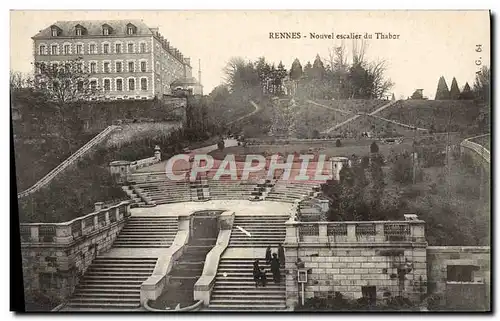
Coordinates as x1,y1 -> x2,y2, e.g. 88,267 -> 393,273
461,134 -> 490,164
18,125 -> 118,198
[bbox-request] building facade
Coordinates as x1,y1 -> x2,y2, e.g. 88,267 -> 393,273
32,20 -> 196,100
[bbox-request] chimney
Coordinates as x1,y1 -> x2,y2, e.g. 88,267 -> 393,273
198,59 -> 202,85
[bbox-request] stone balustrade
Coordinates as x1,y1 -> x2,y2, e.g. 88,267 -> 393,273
285,218 -> 426,245
19,201 -> 131,245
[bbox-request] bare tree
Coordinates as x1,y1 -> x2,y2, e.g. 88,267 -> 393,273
10,71 -> 32,91
367,60 -> 394,99
33,57 -> 99,106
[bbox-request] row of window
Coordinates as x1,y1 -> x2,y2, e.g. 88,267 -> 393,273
37,60 -> 150,74
51,24 -> 137,37
89,77 -> 149,92
38,41 -> 148,56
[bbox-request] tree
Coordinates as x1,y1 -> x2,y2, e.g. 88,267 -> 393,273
449,77 -> 461,100
370,141 -> 379,153
336,139 -> 342,147
434,76 -> 450,100
473,66 -> 490,103
392,93 -> 396,100
312,54 -> 326,80
366,60 -> 394,99
303,61 -> 313,79
33,57 -> 98,105
289,58 -> 303,81
459,82 -> 474,100
411,89 -> 424,100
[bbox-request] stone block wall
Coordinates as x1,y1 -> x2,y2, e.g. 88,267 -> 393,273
426,246 -> 490,310
285,245 -> 427,308
20,202 -> 130,307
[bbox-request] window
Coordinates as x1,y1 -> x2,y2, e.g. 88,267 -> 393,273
51,29 -> 58,37
128,78 -> 135,91
447,265 -> 479,282
77,63 -> 83,73
89,44 -> 96,54
140,61 -> 146,72
103,28 -> 109,36
63,44 -> 70,55
90,80 -> 97,91
115,62 -> 122,73
77,81 -> 84,92
39,45 -> 46,55
140,43 -> 146,53
90,62 -> 96,73
116,79 -> 123,91
141,78 -> 147,91
52,63 -> 58,72
104,79 -> 111,91
103,44 -> 109,54
76,44 -> 83,54
127,27 -> 134,35
128,62 -> 134,72
51,45 -> 58,55
127,43 -> 133,53
104,62 -> 110,73
76,28 -> 82,36
115,43 -> 121,53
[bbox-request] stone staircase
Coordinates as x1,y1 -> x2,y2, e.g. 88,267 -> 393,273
208,179 -> 259,200
62,257 -> 157,310
113,216 -> 178,248
204,258 -> 286,311
229,215 -> 288,247
265,181 -> 319,203
133,180 -> 192,204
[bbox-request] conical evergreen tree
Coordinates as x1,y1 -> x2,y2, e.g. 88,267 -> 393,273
459,82 -> 474,100
391,93 -> 396,100
449,77 -> 461,100
435,76 -> 451,100
289,58 -> 303,81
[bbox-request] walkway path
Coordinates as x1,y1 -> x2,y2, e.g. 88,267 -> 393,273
136,138 -> 239,173
227,100 -> 262,125
321,100 -> 399,134
306,100 -> 353,115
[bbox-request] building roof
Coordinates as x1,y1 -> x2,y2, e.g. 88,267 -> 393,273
32,19 -> 155,39
170,77 -> 201,87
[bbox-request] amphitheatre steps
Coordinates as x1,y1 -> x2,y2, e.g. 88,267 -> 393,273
229,215 -> 288,247
62,257 -> 157,311
205,258 -> 286,311
113,216 -> 178,248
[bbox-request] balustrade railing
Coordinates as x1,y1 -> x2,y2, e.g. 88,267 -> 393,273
286,219 -> 425,244
19,201 -> 131,244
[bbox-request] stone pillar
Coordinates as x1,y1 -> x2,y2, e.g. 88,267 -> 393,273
30,226 -> 39,243
109,160 -> 131,183
154,145 -> 161,162
55,225 -> 72,244
347,223 -> 357,242
284,220 -> 298,245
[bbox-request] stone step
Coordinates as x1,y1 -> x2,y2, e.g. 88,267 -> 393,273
90,262 -> 156,267
64,302 -> 140,309
80,280 -> 144,285
212,289 -> 285,294
83,275 -> 148,280
72,292 -> 139,298
76,284 -> 140,290
75,288 -> 140,294
112,244 -> 171,248
209,299 -> 285,305
85,272 -> 152,277
212,293 -> 285,300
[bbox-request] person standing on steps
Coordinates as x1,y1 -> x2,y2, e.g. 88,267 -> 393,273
253,259 -> 261,288
270,253 -> 281,284
265,245 -> 272,264
278,244 -> 285,268
259,266 -> 267,287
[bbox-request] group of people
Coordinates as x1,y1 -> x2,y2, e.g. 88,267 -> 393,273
252,244 -> 285,287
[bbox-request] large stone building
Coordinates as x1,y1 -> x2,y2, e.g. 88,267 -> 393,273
32,20 -> 201,100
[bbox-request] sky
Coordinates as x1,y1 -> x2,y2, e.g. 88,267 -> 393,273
10,10 -> 490,99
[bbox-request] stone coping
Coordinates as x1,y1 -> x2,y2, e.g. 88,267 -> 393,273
144,299 -> 203,312
427,246 -> 490,253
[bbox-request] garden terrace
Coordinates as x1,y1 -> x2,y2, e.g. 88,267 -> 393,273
378,100 -> 480,134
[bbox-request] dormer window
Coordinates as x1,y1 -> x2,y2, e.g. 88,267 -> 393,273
126,23 -> 137,35
102,24 -> 113,36
50,25 -> 61,37
75,24 -> 86,36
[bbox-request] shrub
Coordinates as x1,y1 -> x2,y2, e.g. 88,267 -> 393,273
335,139 -> 342,147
